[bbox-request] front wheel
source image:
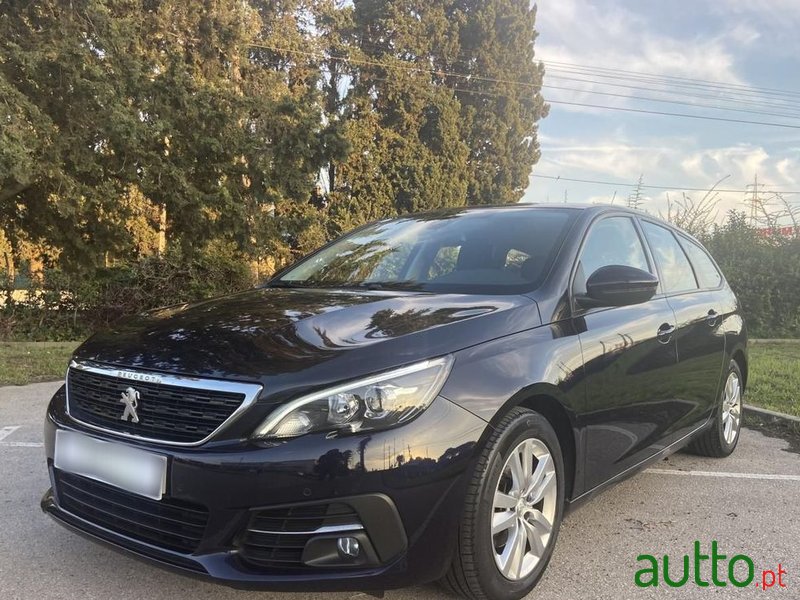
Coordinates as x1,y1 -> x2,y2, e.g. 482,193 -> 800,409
688,359 -> 743,457
441,408 -> 565,600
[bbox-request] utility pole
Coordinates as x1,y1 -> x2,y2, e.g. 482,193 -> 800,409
627,174 -> 644,210
745,173 -> 764,226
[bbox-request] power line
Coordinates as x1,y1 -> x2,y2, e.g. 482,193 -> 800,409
249,42 -> 800,202
249,43 -> 800,130
348,41 -> 800,106
546,99 -> 800,130
348,41 -> 800,102
544,64 -> 800,102
545,66 -> 800,109
542,83 -> 800,120
541,60 -> 800,99
531,174 -> 800,195
544,73 -> 800,114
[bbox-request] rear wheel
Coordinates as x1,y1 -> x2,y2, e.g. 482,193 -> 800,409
688,359 -> 743,457
442,408 -> 565,600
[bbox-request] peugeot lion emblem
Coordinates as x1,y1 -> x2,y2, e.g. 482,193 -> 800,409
119,387 -> 141,423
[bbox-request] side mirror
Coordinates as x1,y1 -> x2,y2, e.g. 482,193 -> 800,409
578,265 -> 659,308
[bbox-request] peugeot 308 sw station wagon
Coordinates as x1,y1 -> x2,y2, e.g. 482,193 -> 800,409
42,205 -> 746,600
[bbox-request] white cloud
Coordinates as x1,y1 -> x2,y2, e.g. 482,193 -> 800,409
776,158 -> 798,185
536,0 -> 745,83
727,23 -> 761,46
708,0 -> 800,54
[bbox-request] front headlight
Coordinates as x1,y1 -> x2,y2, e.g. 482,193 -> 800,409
252,356 -> 453,440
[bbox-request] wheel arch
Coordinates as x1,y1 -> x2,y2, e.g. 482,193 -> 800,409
731,347 -> 748,390
488,386 -> 579,502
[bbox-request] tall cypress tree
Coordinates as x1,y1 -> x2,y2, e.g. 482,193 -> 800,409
450,0 -> 547,205
328,0 -> 469,230
324,0 -> 546,229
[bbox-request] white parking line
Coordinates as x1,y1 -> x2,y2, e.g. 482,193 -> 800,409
0,425 -> 43,448
0,425 -> 21,442
0,441 -> 43,448
644,468 -> 800,482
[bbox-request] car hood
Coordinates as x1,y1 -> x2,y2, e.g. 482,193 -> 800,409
74,287 -> 541,401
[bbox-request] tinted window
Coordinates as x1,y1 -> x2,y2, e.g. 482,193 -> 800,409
276,208 -> 577,294
679,237 -> 722,289
579,216 -> 650,276
641,221 -> 698,293
574,217 -> 651,297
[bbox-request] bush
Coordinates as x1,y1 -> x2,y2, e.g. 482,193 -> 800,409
701,212 -> 800,339
0,243 -> 257,341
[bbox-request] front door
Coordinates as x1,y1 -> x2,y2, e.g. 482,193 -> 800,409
574,216 -> 680,490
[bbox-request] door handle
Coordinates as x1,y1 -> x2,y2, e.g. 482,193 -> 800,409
657,323 -> 675,344
706,310 -> 719,326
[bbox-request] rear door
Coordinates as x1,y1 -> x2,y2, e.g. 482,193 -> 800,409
575,216 -> 680,490
639,220 -> 726,432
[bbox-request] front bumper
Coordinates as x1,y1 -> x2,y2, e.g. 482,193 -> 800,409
41,385 -> 488,591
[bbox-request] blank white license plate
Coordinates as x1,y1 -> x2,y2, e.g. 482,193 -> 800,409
54,430 -> 167,500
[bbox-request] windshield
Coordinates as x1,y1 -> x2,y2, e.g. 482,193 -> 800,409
274,208 -> 576,295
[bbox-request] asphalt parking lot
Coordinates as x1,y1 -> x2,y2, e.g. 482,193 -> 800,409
1,381 -> 798,599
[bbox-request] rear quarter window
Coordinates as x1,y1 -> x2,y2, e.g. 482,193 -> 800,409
679,237 -> 723,289
641,221 -> 698,294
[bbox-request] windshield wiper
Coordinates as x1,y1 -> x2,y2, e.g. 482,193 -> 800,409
266,280 -> 423,291
354,281 -> 424,291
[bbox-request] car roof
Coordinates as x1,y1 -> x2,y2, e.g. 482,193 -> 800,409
406,202 -> 648,219
396,203 -> 699,243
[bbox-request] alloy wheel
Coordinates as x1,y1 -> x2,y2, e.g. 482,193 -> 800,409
491,438 -> 558,580
721,371 -> 742,445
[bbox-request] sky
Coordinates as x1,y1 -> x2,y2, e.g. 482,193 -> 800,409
521,0 -> 800,221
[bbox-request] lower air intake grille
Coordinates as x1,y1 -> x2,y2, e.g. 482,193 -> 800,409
55,470 -> 209,553
238,503 -> 363,570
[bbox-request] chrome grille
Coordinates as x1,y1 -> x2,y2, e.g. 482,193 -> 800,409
66,362 -> 262,446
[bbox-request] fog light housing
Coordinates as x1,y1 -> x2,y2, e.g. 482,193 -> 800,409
337,536 -> 361,558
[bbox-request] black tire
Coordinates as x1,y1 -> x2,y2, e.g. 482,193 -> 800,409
687,359 -> 743,457
441,408 -> 565,600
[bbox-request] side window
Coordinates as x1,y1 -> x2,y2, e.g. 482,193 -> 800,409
679,237 -> 722,289
641,222 -> 698,293
427,245 -> 461,279
575,217 -> 651,295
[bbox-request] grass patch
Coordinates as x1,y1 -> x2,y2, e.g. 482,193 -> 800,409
747,341 -> 800,417
0,341 -> 79,386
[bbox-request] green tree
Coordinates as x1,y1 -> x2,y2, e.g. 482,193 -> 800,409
0,0 -> 343,270
2,0 -> 547,283
1,1 -> 136,269
328,0 -> 469,230
451,0 -> 548,205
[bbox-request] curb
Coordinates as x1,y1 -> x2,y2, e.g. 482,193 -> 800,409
744,404 -> 800,425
